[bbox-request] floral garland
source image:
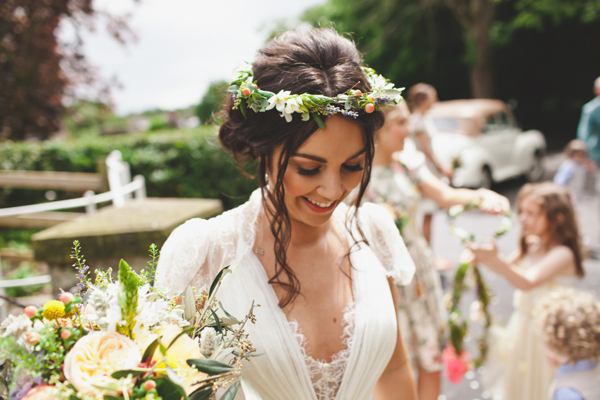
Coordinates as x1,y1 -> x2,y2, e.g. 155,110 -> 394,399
228,65 -> 404,128
443,203 -> 512,382
0,241 -> 257,400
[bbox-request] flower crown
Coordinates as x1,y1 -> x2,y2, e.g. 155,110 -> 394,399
228,65 -> 404,128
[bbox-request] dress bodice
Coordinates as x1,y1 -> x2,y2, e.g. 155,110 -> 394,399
512,257 -> 576,311
155,189 -> 416,400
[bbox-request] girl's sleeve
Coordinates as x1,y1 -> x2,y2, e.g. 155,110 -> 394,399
360,202 -> 416,286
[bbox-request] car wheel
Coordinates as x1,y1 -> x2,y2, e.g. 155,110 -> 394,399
526,150 -> 545,182
480,166 -> 493,189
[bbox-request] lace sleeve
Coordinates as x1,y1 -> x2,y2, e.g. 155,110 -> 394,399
155,218 -> 221,296
359,202 -> 415,286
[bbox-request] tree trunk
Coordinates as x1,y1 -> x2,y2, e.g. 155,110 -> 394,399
469,0 -> 496,98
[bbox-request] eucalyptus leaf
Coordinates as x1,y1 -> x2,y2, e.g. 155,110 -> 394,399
210,308 -> 222,333
111,369 -> 146,379
222,381 -> 240,400
183,285 -> 196,322
227,85 -> 239,93
313,114 -> 325,129
189,385 -> 213,400
209,266 -> 231,298
142,337 -> 160,362
187,359 -> 235,375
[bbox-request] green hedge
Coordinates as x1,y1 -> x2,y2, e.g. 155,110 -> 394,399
0,127 -> 258,210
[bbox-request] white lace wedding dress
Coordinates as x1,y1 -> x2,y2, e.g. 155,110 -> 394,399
155,189 -> 416,400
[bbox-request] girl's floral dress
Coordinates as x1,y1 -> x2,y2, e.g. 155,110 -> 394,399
366,157 -> 448,372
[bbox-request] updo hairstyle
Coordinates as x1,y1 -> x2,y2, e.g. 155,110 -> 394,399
219,28 -> 384,307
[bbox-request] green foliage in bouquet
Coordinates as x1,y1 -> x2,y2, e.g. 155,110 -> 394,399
0,241 -> 257,400
445,203 -> 512,368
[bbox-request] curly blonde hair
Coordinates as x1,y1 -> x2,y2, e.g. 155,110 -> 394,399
535,288 -> 600,362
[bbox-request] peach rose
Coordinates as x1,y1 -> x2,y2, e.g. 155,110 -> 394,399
23,385 -> 58,399
64,331 -> 141,396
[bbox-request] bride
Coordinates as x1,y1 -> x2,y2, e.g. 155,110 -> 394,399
155,28 -> 417,400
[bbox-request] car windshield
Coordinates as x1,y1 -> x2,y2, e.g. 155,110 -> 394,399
432,117 -> 460,133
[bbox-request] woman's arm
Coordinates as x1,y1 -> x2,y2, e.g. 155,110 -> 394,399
466,241 -> 576,291
373,279 -> 417,400
415,131 -> 452,180
418,169 -> 509,213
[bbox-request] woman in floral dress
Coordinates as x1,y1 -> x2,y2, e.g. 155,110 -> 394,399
363,102 -> 509,400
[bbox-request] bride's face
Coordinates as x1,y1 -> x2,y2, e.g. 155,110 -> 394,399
269,115 -> 366,228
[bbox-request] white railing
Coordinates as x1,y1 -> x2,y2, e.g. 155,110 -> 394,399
0,150 -> 146,318
0,150 -> 146,218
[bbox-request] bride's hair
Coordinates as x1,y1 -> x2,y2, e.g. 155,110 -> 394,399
219,28 -> 384,307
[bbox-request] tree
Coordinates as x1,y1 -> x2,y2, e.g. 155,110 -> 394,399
304,0 -> 600,98
0,0 -> 136,141
195,80 -> 229,125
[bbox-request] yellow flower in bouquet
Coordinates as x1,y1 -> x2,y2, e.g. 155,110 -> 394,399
151,325 -> 208,394
42,300 -> 65,320
63,331 -> 142,396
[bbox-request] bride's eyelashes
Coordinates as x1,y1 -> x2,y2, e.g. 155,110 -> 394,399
296,163 -> 364,176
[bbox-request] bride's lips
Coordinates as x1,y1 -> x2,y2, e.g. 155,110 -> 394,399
302,197 -> 337,213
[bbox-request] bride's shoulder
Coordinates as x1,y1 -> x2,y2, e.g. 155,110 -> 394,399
168,194 -> 257,246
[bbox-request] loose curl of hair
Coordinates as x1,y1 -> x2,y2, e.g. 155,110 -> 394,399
534,288 -> 600,362
219,28 -> 384,307
516,182 -> 585,277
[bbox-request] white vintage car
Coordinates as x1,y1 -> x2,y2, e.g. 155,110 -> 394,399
427,99 -> 547,188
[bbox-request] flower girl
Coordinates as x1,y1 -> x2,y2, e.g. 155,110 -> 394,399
467,182 -> 585,399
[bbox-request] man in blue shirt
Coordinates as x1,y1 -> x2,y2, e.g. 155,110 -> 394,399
577,77 -> 600,166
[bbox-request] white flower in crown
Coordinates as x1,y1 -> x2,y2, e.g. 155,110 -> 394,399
266,90 -> 291,113
283,97 -> 302,122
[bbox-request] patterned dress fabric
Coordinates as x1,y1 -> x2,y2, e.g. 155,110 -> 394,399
365,159 -> 448,372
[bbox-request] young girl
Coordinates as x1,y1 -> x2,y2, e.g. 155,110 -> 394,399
467,182 -> 585,400
363,102 -> 509,400
155,28 -> 417,399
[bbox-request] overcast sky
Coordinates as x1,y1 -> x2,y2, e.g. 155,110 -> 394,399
64,0 -> 325,115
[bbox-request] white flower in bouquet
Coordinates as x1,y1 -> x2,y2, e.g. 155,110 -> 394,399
199,327 -> 222,357
0,314 -> 32,347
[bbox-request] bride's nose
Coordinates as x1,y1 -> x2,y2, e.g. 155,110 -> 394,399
316,170 -> 344,200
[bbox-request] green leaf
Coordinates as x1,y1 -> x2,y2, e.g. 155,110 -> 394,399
209,266 -> 230,298
156,375 -> 188,400
111,369 -> 146,379
210,308 -> 222,334
240,101 -> 247,118
166,326 -> 195,352
189,385 -> 213,400
142,337 -> 160,362
221,381 -> 240,400
227,85 -> 239,93
313,113 -> 325,129
187,359 -> 235,375
219,301 -> 240,324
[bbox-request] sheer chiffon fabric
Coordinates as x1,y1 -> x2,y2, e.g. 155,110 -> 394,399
155,189 -> 415,399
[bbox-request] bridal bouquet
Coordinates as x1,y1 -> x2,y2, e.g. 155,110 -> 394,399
0,241 -> 256,400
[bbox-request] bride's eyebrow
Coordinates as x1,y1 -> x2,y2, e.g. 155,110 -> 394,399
292,148 -> 367,163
